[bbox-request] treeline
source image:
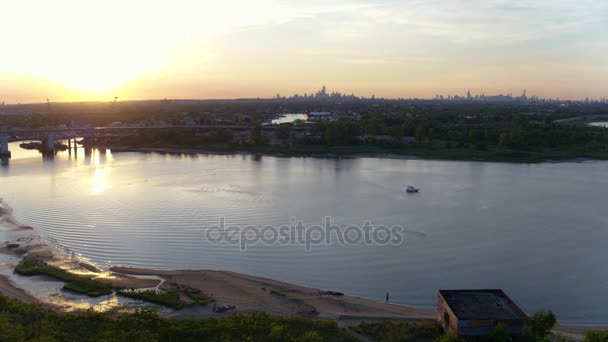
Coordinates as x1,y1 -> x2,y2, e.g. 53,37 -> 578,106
0,294 -> 355,342
3,99 -> 608,129
309,114 -> 608,151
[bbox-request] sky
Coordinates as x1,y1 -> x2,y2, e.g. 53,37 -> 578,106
0,0 -> 607,103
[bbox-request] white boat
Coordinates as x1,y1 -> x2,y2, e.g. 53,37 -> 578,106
405,185 -> 419,193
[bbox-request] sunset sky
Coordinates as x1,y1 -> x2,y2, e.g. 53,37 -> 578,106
1,0 -> 606,103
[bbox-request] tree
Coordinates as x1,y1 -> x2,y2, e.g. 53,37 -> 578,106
415,126 -> 426,143
324,120 -> 361,145
275,124 -> 291,144
584,330 -> 608,342
435,332 -> 464,342
498,132 -> 510,147
250,123 -> 268,146
485,323 -> 510,342
521,309 -> 557,342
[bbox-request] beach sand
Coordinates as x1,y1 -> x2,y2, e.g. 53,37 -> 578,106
110,266 -> 435,320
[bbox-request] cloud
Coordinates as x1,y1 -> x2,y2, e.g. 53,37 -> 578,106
345,0 -> 607,44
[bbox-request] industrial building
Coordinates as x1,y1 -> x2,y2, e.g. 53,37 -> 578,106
437,289 -> 528,337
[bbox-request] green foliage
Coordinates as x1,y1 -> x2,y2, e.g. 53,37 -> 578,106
270,290 -> 287,297
485,323 -> 511,342
14,260 -> 112,297
353,320 -> 444,342
0,294 -> 357,341
175,284 -> 215,306
250,123 -> 269,146
322,120 -> 362,145
435,332 -> 464,342
116,289 -> 187,310
521,309 -> 557,342
584,330 -> 608,342
117,284 -> 214,309
276,123 -> 291,142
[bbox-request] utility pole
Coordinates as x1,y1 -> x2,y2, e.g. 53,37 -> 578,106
112,96 -> 119,111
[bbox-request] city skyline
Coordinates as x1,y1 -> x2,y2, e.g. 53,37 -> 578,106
3,85 -> 607,106
1,1 -> 607,103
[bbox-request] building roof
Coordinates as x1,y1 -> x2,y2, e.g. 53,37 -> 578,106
439,289 -> 527,321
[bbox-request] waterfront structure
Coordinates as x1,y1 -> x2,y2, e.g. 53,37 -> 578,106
0,134 -> 10,157
437,289 -> 527,337
307,111 -> 332,122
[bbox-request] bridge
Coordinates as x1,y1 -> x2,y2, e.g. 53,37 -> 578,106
0,124 -> 257,158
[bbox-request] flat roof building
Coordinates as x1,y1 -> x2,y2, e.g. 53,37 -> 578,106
437,289 -> 527,337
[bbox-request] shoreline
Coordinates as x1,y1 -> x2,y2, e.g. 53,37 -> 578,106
0,198 -> 435,321
1,200 -> 607,339
109,266 -> 436,321
93,144 -> 604,164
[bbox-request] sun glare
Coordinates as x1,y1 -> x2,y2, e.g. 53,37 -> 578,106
2,3 -> 175,100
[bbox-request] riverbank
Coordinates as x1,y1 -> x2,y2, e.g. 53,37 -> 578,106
94,143 -> 608,163
2,199 -> 608,339
0,198 -> 435,321
0,274 -> 38,304
110,266 -> 435,320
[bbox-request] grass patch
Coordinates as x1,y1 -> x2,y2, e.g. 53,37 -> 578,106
117,283 -> 214,309
173,283 -> 215,305
117,289 -> 186,309
270,289 -> 286,297
352,320 -> 444,342
14,260 -> 112,297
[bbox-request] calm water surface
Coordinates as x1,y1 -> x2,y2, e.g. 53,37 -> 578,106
1,143 -> 607,323
271,113 -> 308,124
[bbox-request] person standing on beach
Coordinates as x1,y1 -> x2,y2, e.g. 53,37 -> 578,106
386,292 -> 389,303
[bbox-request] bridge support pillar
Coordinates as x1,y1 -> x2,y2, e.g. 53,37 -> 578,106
0,135 -> 10,158
44,133 -> 55,152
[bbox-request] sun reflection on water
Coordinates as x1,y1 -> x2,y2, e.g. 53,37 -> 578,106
89,149 -> 113,195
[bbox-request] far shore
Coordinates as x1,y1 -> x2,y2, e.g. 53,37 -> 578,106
91,144 -> 605,164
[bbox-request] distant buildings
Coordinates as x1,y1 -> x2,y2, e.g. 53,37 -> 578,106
437,289 -> 527,337
275,86 -> 608,104
307,112 -> 332,122
276,86 -> 362,101
308,111 -> 331,117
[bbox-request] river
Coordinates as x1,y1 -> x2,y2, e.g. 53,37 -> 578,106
1,142 -> 607,324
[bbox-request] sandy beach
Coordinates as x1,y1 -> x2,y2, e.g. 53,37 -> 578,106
110,266 -> 435,320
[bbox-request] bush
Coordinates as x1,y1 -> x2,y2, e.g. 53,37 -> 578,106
117,284 -> 214,309
117,289 -> 187,310
0,293 -> 357,341
353,320 -> 443,341
584,331 -> 608,342
520,309 -> 557,342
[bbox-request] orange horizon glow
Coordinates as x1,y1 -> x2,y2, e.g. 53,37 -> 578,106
1,0 -> 607,103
